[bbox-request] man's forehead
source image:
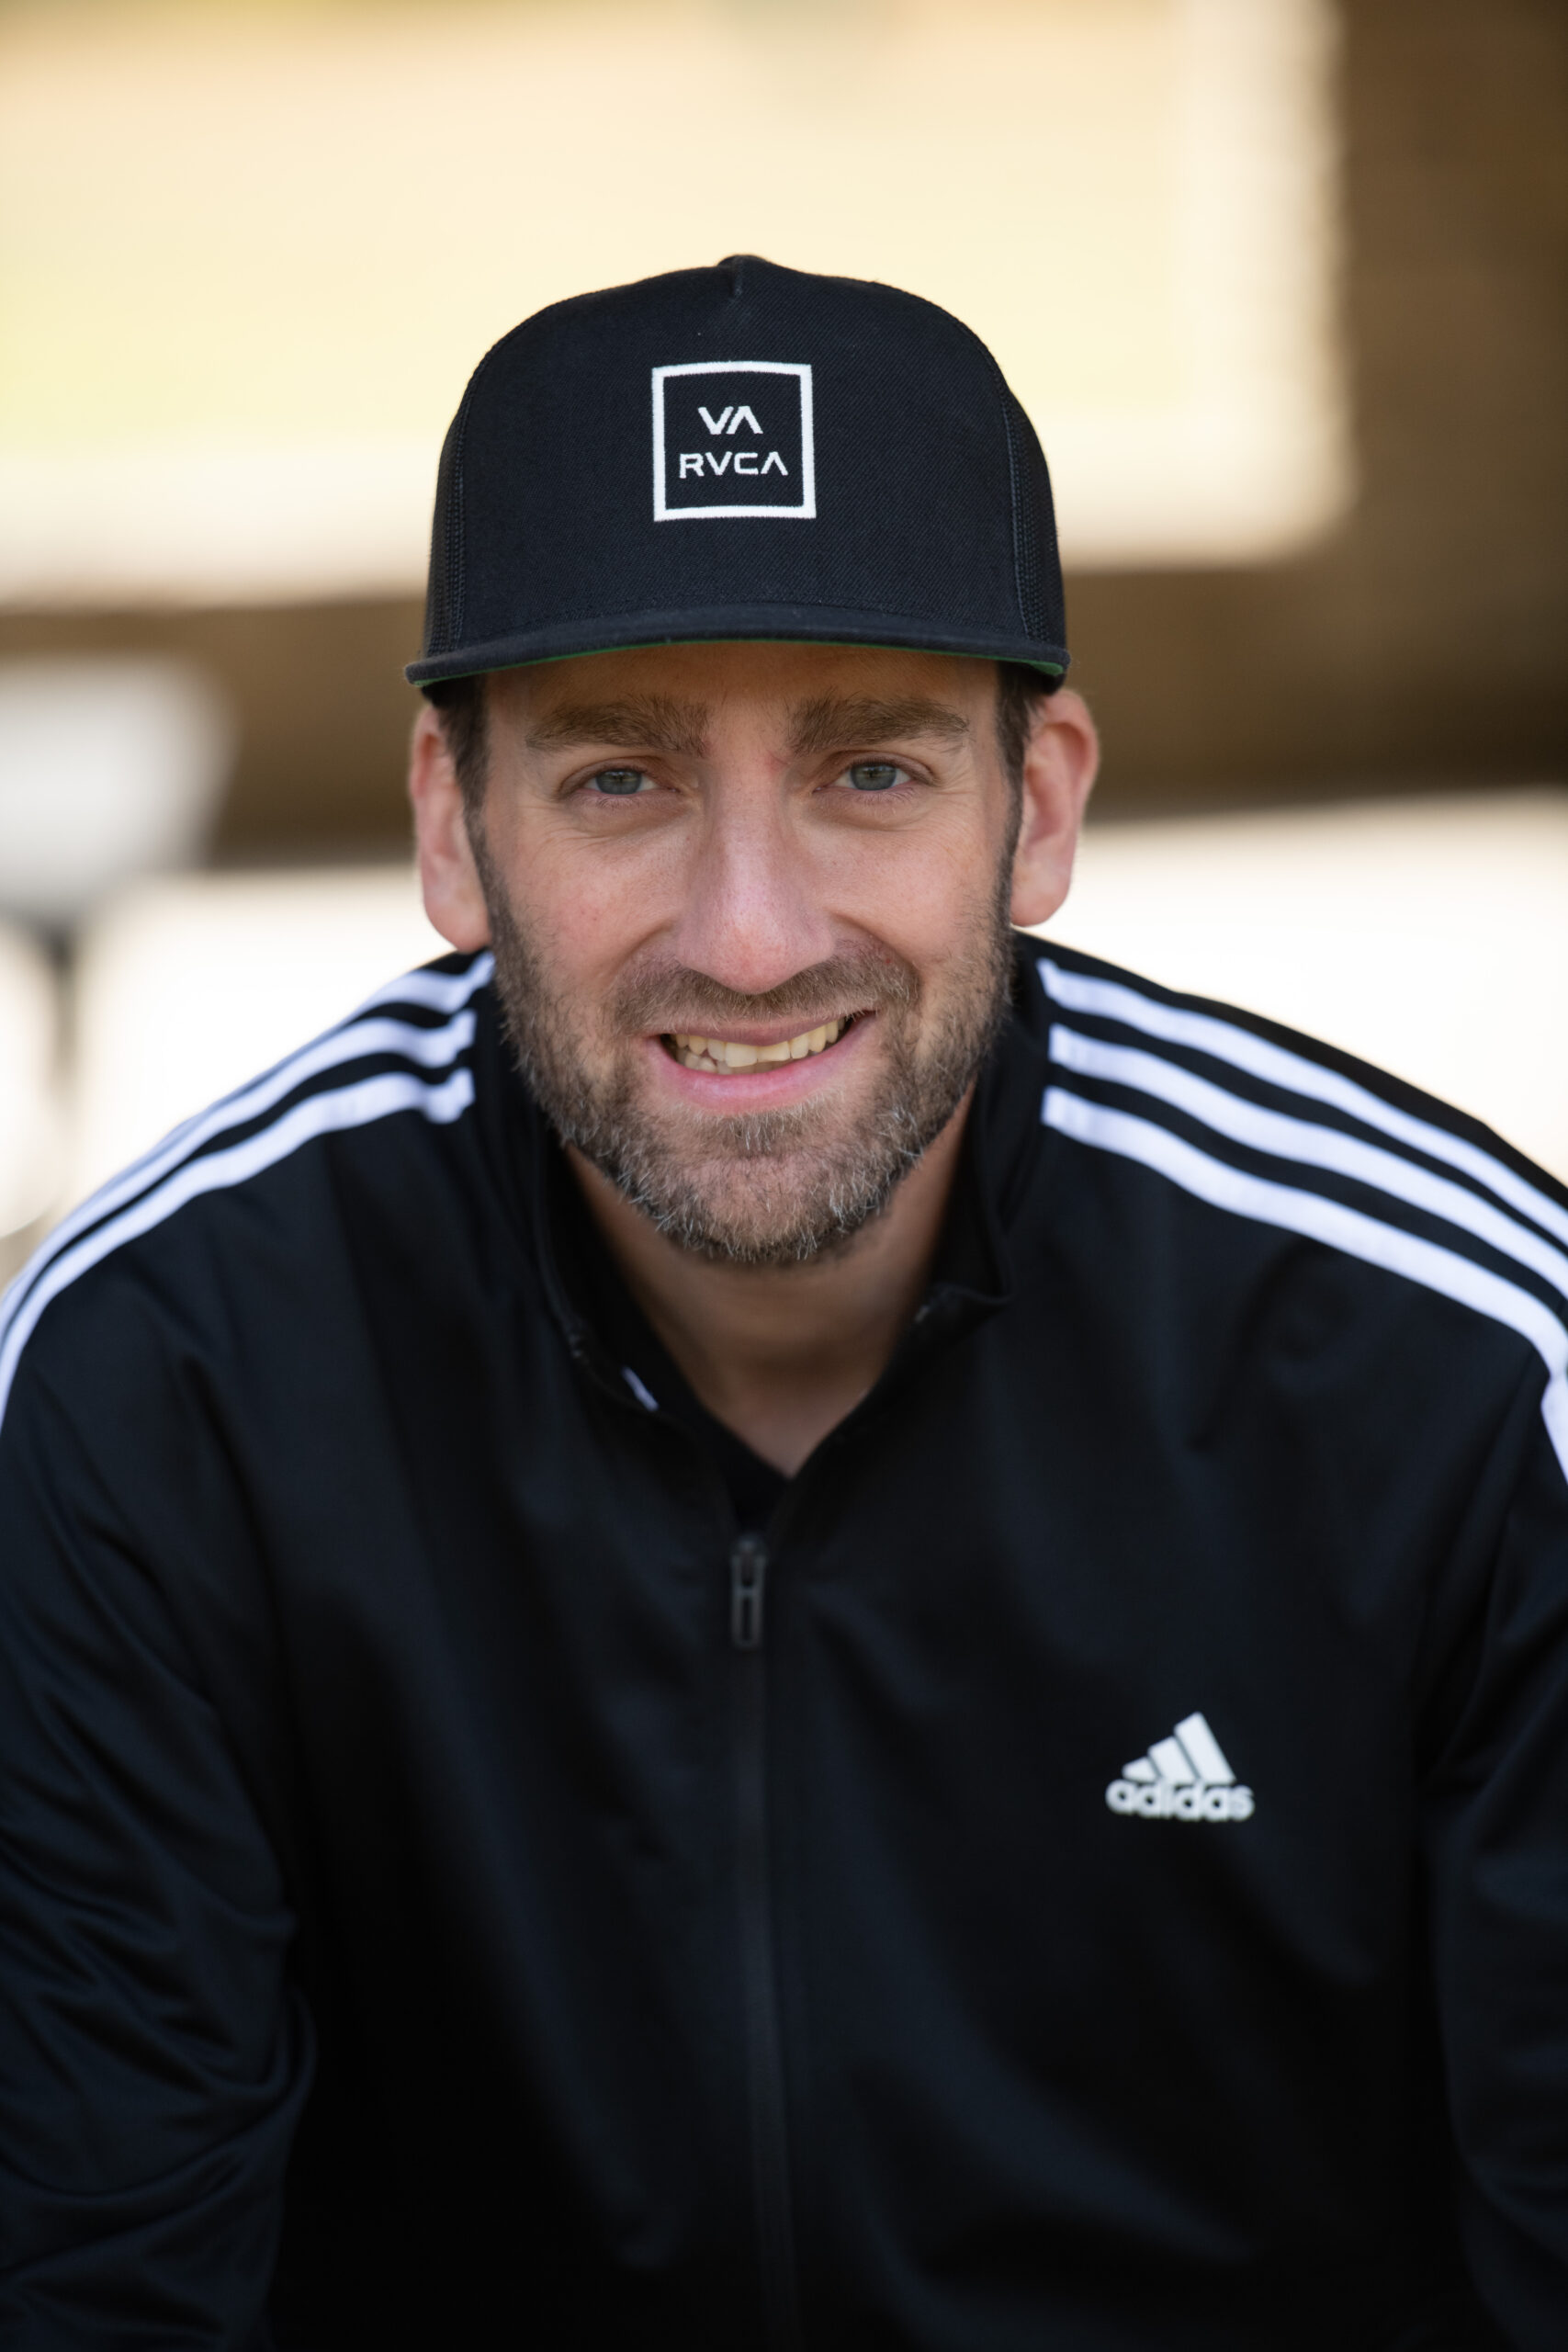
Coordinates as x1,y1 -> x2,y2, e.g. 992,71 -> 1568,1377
501,642 -> 992,755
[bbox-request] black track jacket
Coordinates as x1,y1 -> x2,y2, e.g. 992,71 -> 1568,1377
3,940 -> 1566,2350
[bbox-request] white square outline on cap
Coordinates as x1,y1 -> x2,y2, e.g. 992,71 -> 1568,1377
652,361 -> 816,521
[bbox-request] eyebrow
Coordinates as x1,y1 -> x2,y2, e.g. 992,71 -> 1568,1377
523,690 -> 973,760
524,696 -> 710,756
788,696 -> 971,755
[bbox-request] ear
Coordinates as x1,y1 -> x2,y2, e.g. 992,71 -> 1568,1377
408,701 -> 492,951
1008,688 -> 1099,930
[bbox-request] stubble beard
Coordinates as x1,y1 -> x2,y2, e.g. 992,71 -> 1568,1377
473,835 -> 1015,1267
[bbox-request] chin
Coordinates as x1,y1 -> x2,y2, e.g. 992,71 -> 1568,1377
610,1131 -> 908,1266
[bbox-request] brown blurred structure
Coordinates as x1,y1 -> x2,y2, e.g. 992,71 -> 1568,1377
2,0 -> 1563,851
1072,0 -> 1568,815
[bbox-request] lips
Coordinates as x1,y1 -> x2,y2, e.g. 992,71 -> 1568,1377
666,1018 -> 851,1075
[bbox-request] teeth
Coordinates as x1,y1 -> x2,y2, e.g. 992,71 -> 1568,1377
671,1018 -> 847,1073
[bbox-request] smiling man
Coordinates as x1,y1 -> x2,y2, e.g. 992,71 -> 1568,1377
409,639 -> 1088,1476
3,258 -> 1566,2350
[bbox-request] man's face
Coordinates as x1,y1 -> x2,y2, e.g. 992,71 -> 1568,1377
416,642 -> 1088,1264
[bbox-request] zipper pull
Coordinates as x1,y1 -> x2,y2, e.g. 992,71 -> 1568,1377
729,1534 -> 769,1652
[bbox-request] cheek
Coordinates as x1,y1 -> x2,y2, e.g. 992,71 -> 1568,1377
819,815 -> 1003,971
505,825 -> 688,983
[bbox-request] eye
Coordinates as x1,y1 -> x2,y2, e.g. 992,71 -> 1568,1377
844,761 -> 904,793
587,766 -> 650,797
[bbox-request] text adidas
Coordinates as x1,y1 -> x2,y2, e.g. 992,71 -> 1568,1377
1104,1778 -> 1254,1823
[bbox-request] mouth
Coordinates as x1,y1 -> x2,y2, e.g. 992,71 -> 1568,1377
662,1014 -> 860,1075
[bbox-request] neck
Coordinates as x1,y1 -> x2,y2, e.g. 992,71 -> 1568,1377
567,1096 -> 972,1477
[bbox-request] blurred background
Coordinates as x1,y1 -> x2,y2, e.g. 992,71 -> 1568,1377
1,0 -> 1564,1273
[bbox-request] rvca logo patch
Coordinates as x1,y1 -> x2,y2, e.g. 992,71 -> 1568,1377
652,362 -> 815,520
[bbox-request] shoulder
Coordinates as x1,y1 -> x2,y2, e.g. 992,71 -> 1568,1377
1019,940 -> 1568,1474
0,950 -> 495,1439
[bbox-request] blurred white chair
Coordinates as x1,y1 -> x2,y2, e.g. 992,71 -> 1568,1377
68,865 -> 447,1205
1039,786 -> 1568,1183
0,922 -> 62,1266
0,657 -> 233,932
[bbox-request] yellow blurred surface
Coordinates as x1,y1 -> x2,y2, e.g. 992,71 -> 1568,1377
0,0 -> 1345,596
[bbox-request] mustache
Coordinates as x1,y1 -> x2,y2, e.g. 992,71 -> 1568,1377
609,944 -> 920,1035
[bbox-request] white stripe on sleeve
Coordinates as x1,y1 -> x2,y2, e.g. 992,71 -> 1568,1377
1043,1084 -> 1568,1485
1039,957 -> 1568,1252
1048,1025 -> 1568,1307
354,951 -> 493,1018
0,1067 -> 473,1429
1,1005 -> 477,1337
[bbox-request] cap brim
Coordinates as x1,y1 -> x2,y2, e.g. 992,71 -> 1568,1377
405,605 -> 1067,687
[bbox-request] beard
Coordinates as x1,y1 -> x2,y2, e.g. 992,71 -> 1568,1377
474,837 -> 1015,1267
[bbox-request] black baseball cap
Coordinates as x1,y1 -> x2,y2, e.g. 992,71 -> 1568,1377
407,254 -> 1068,689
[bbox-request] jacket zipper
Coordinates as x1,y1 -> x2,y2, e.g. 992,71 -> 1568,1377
728,1532 -> 805,2352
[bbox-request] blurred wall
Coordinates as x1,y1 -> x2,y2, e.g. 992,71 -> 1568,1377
1071,0 -> 1568,812
0,0 -> 1562,850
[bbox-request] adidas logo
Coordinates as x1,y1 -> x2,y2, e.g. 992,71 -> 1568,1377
1105,1712 -> 1254,1824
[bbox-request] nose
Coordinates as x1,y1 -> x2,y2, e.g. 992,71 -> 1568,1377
665,775 -> 839,999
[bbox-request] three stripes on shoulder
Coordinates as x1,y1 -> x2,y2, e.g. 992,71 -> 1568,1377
1038,957 -> 1568,1487
0,953 -> 495,1430
5,945 -> 1565,1485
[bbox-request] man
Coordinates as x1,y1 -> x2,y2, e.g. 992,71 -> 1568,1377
1,256 -> 1564,2348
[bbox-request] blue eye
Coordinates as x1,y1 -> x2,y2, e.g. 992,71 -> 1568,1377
848,762 -> 901,792
590,767 -> 647,797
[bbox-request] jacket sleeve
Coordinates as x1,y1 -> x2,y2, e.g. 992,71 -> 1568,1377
1422,1385 -> 1568,2349
0,1326 -> 311,2349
